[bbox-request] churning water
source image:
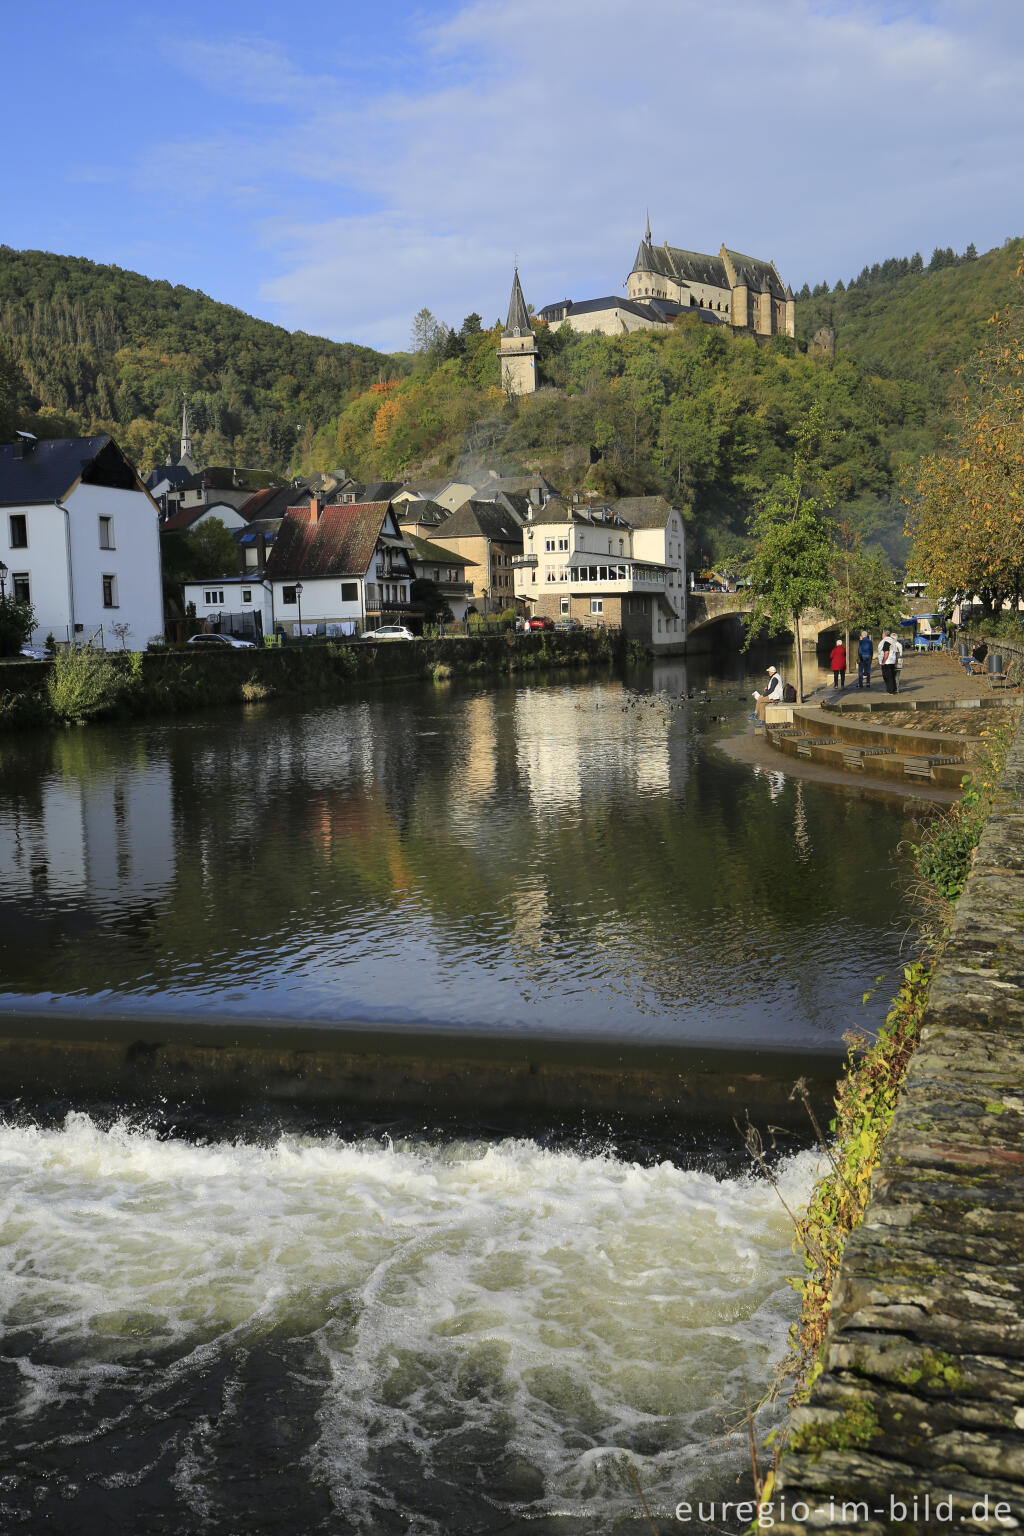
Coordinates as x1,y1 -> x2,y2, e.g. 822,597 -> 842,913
0,1114 -> 818,1534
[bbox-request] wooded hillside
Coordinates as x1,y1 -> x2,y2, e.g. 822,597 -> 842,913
1,239 -> 1019,565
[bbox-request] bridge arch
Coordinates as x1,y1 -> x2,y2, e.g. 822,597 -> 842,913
685,592 -> 838,645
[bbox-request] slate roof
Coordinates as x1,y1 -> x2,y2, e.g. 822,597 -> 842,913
239,484 -> 311,522
723,248 -> 786,300
398,477 -> 449,498
404,534 -> 475,567
634,242 -> 731,289
181,466 -> 281,494
265,502 -> 391,580
146,464 -> 193,490
504,269 -> 531,335
473,475 -> 553,503
538,295 -> 688,327
397,498 -> 448,528
2,435 -> 102,505
612,495 -> 674,529
433,499 -> 524,544
161,499 -> 241,533
361,479 -> 405,502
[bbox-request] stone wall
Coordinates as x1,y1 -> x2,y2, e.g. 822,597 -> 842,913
770,706 -> 1024,1533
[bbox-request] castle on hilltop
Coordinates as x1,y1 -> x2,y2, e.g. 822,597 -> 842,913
535,220 -> 796,346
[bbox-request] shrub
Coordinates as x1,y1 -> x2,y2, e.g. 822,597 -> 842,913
46,647 -> 120,722
0,597 -> 35,657
241,676 -> 271,702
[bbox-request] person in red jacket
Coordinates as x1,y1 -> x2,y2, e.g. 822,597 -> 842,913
830,640 -> 847,689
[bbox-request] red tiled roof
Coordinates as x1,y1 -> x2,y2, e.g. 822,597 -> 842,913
265,501 -> 391,580
160,505 -> 209,533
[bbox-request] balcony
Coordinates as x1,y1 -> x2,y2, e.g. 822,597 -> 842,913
512,554 -> 538,569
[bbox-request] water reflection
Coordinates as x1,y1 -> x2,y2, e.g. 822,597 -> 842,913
0,652 -> 917,1048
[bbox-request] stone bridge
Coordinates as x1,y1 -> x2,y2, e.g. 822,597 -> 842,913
686,590 -> 838,645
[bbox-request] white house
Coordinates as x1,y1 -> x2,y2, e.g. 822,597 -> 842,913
180,574 -> 274,641
513,495 -> 687,651
264,498 -> 416,636
0,433 -> 164,650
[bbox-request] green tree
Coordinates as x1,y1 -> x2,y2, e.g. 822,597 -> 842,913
0,335 -> 26,440
830,523 -> 901,656
743,410 -> 838,701
0,595 -> 35,657
184,517 -> 238,578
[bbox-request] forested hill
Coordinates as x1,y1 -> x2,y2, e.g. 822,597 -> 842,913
0,240 -> 1019,565
796,239 -> 1021,393
0,247 -> 400,473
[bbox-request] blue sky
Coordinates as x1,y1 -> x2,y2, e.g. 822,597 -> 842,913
4,0 -> 1022,352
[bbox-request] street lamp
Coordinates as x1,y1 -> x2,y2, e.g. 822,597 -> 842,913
0,560 -> 7,603
295,582 -> 304,640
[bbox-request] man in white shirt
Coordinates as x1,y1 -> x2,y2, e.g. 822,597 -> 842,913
878,631 -> 899,694
753,665 -> 784,721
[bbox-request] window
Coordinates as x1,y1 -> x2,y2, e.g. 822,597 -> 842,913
591,599 -> 603,615
8,514 -> 27,549
544,538 -> 556,552
557,537 -> 568,551
102,574 -> 118,609
341,582 -> 359,603
99,516 -> 115,550
12,573 -> 29,604
204,589 -> 225,606
282,586 -> 298,605
242,589 -> 252,604
560,598 -> 569,615
618,539 -> 624,554
607,539 -> 613,554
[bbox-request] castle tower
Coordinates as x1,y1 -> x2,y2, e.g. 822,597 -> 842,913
498,267 -> 538,397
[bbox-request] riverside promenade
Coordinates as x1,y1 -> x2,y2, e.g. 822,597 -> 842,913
769,690 -> 1024,1533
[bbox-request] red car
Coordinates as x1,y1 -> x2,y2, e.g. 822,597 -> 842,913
528,616 -> 554,632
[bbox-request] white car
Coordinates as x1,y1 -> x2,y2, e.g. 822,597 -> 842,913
361,625 -> 416,642
187,633 -> 256,650
19,645 -> 50,660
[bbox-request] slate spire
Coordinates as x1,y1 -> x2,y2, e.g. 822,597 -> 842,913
504,266 -> 531,336
180,397 -> 193,464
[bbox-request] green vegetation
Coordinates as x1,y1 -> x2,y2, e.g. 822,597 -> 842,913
2,240 -> 1019,570
0,247 -> 399,472
741,406 -> 838,700
46,647 -> 122,723
0,594 -> 35,657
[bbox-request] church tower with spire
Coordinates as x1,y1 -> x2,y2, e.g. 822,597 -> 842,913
178,397 -> 197,472
497,266 -> 538,397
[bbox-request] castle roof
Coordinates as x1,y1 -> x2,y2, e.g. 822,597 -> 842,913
722,248 -> 787,299
504,268 -> 531,336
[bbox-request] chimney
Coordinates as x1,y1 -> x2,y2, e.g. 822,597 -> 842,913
309,494 -> 322,525
13,432 -> 37,461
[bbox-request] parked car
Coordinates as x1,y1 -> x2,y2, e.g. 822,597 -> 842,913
187,633 -> 256,650
528,616 -> 554,632
361,625 -> 416,642
554,617 -> 583,632
19,645 -> 50,660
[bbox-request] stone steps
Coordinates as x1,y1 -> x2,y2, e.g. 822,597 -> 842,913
765,711 -> 975,789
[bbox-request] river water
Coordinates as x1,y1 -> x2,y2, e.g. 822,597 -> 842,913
0,653 -> 922,1533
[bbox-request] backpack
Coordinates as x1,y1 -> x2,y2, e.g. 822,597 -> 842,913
782,682 -> 797,703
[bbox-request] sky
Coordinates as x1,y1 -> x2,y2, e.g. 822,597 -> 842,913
3,0 -> 1023,353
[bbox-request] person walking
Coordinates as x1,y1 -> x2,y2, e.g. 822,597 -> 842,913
891,630 -> 904,693
878,630 -> 898,694
857,631 -> 873,690
829,639 -> 847,689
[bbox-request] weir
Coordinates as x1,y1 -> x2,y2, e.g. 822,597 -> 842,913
771,702 -> 1024,1532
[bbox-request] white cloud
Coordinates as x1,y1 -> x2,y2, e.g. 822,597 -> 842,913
154,1 -> 1024,346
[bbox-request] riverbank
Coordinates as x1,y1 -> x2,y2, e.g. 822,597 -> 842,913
766,696 -> 1024,1533
0,628 -> 620,730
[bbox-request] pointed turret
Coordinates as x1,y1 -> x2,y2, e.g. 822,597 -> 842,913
179,397 -> 196,470
504,266 -> 531,337
644,210 -> 652,244
498,266 -> 538,397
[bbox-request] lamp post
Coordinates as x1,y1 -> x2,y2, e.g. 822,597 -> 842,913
295,582 -> 304,640
0,560 -> 7,604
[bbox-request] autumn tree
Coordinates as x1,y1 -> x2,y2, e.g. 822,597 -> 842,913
905,255 -> 1024,614
743,406 -> 838,702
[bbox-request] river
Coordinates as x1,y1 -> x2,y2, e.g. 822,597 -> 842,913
0,651 -> 922,1533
